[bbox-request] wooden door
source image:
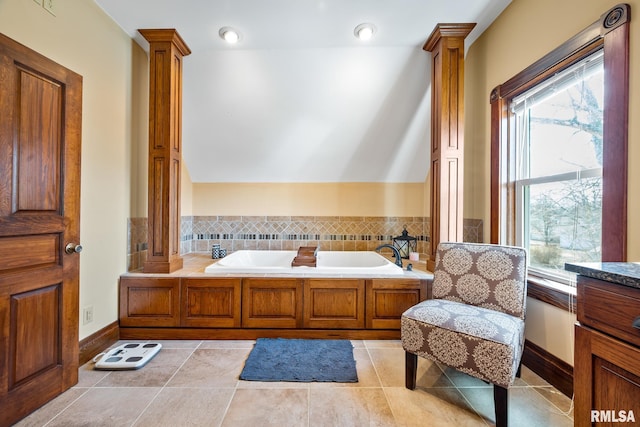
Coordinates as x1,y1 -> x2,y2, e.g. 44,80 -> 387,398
0,33 -> 82,426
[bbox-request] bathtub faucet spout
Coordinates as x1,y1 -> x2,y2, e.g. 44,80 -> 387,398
375,244 -> 403,269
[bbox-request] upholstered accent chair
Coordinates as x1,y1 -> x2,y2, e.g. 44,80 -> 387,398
401,242 -> 527,427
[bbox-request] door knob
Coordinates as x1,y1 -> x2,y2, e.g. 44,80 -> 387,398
65,243 -> 83,254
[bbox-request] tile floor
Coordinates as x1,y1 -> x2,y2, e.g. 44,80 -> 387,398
15,340 -> 574,427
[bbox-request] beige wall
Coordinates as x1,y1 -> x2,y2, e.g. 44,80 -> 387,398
464,0 -> 640,364
0,0 -> 137,340
192,182 -> 425,217
181,164 -> 194,216
131,42 -> 149,218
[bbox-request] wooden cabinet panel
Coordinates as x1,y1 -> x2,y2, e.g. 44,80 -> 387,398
575,273 -> 640,426
304,279 -> 364,329
366,279 -> 428,329
575,325 -> 640,426
181,278 -> 241,327
118,273 -> 432,335
242,278 -> 303,328
119,277 -> 180,327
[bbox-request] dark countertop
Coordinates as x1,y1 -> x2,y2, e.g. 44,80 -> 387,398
565,262 -> 640,289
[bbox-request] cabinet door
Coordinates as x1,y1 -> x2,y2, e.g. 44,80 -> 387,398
242,278 -> 303,328
575,325 -> 640,427
119,276 -> 180,327
304,279 -> 365,329
366,279 -> 427,329
181,278 -> 241,327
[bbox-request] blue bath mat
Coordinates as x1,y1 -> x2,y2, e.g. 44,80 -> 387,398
239,338 -> 358,382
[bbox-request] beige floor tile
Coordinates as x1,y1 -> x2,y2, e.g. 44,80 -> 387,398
531,386 -> 575,417
309,387 -> 396,426
152,339 -> 203,349
17,339 -> 575,427
95,348 -> 193,388
222,388 -> 309,426
385,386 -> 486,427
459,385 -> 574,427
199,339 -> 256,349
76,361 -> 111,387
364,340 -> 403,349
168,348 -> 250,388
305,347 -> 379,389
133,387 -> 235,426
354,347 -> 383,387
45,387 -> 161,427
14,388 -> 88,427
368,348 -> 452,388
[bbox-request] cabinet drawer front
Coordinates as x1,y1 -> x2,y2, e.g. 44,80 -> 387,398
578,277 -> 640,347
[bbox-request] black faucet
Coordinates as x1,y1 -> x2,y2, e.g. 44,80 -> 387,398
375,244 -> 403,268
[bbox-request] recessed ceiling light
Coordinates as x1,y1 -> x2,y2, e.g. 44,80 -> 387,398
354,23 -> 376,41
219,27 -> 240,44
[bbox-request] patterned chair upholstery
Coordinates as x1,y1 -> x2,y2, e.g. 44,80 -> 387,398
401,242 -> 527,427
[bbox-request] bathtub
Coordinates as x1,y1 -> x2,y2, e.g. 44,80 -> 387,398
204,250 -> 405,276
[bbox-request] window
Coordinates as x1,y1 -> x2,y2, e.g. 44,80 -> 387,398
490,4 -> 629,296
512,52 -> 604,283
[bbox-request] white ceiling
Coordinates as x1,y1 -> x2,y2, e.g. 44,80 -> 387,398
94,0 -> 511,183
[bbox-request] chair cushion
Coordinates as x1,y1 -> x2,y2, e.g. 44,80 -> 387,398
433,242 -> 527,320
402,299 -> 525,388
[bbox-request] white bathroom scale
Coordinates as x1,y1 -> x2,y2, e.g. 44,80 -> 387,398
94,342 -> 162,370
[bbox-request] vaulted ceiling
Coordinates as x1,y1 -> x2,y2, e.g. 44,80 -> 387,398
94,0 -> 511,183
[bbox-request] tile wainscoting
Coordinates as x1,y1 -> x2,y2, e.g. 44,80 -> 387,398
128,216 -> 483,272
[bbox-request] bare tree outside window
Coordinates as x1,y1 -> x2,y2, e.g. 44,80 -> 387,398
514,52 -> 603,280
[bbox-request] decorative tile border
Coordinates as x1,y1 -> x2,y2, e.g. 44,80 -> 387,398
187,215 -> 429,256
128,215 -> 483,271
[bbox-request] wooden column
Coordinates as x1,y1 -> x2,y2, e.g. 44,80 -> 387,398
423,23 -> 475,271
140,29 -> 191,273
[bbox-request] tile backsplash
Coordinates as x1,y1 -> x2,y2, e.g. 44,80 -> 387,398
128,215 -> 483,271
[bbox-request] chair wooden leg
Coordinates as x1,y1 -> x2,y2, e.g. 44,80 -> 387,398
405,351 -> 417,390
494,385 -> 508,427
516,362 -> 522,378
